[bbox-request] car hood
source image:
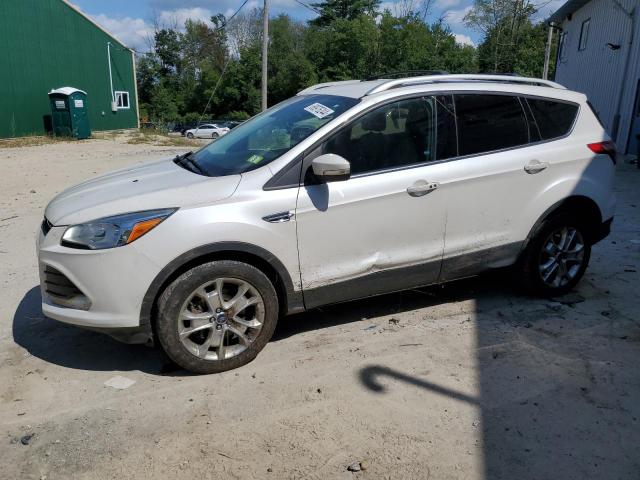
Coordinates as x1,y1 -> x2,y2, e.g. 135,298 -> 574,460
45,158 -> 241,225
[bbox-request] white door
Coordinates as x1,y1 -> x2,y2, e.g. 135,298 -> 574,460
439,93 -> 576,280
295,96 -> 452,307
196,125 -> 213,138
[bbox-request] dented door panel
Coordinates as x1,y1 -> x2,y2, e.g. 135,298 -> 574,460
296,163 -> 449,298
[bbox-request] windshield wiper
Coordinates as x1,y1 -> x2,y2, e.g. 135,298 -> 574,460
174,151 -> 207,176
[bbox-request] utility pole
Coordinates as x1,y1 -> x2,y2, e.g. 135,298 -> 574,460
261,0 -> 269,111
542,23 -> 554,80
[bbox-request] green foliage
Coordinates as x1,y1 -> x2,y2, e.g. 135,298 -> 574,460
376,14 -> 478,74
225,111 -> 251,121
310,0 -> 381,26
305,15 -> 380,81
268,15 -> 318,103
136,3 -> 547,124
466,0 -> 554,76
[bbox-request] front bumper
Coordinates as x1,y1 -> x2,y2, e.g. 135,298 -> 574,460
37,225 -> 162,341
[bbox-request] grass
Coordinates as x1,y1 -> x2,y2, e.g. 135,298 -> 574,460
126,129 -> 201,147
91,130 -> 121,141
0,134 -> 72,149
0,128 -> 202,149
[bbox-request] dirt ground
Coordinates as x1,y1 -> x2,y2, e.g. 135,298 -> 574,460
1,133 -> 639,480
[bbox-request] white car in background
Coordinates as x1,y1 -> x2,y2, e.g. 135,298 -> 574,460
185,124 -> 230,139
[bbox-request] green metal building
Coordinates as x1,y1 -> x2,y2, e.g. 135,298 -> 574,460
0,0 -> 139,138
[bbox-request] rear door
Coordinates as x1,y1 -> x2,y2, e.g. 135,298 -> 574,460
296,95 -> 456,307
439,93 -> 578,280
440,93 -> 534,280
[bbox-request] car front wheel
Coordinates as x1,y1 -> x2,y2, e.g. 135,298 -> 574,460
211,132 -> 219,139
186,132 -> 194,139
520,213 -> 592,296
156,260 -> 279,374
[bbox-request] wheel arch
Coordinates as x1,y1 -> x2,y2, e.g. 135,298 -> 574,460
139,242 -> 304,329
520,195 -> 603,257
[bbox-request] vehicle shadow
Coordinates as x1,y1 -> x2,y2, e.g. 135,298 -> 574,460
12,286 -> 175,375
273,273 -> 492,341
12,273 -> 501,376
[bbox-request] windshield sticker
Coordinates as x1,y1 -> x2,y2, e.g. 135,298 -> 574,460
304,103 -> 335,119
247,154 -> 264,165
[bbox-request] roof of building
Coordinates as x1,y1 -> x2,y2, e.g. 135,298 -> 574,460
548,0 -> 591,24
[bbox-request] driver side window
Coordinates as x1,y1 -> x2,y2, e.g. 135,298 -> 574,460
322,97 -> 436,175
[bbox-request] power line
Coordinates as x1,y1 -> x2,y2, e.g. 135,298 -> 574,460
197,0 -> 250,125
222,0 -> 249,28
197,59 -> 231,125
293,0 -> 322,14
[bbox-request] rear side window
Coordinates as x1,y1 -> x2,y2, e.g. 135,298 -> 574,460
454,94 -> 529,156
526,98 -> 579,140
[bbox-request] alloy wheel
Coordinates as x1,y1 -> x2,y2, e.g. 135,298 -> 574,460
178,278 -> 265,361
538,226 -> 586,288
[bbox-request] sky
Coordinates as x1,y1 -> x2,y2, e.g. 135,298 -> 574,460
69,0 -> 566,52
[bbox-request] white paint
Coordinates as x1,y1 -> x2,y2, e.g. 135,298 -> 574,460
37,76 -> 616,331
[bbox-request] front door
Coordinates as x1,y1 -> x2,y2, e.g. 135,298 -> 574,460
295,96 -> 454,308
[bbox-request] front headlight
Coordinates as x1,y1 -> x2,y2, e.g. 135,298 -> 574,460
61,209 -> 177,250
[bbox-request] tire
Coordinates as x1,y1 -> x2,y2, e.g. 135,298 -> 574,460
519,212 -> 592,296
211,132 -> 219,139
156,260 -> 279,374
186,132 -> 194,139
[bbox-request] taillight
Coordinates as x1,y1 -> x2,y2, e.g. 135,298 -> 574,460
588,141 -> 617,164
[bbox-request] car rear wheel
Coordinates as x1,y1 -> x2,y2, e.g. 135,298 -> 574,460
156,260 -> 279,374
186,132 -> 194,139
519,213 -> 591,296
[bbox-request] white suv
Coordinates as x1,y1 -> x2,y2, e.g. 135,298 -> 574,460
37,74 -> 616,373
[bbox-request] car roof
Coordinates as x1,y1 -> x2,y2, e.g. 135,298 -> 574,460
297,74 -> 585,104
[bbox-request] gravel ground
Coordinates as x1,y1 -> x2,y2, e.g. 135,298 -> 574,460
0,134 -> 639,480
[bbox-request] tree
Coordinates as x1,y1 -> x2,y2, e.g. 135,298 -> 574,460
268,15 -> 317,104
310,0 -> 381,26
154,29 -> 181,75
464,0 -> 538,73
226,8 -> 262,56
133,0 -> 559,125
305,15 -> 380,80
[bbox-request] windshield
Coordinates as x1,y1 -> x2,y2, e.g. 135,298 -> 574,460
189,94 -> 359,176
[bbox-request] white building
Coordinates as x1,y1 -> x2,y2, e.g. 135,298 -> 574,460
550,0 -> 640,154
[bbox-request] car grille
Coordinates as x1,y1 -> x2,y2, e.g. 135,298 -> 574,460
43,265 -> 91,310
41,217 -> 53,236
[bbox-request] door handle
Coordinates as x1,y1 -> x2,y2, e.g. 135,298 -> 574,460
407,181 -> 439,197
263,211 -> 294,223
524,160 -> 549,174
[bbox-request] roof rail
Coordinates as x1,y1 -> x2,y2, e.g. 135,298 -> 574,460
298,80 -> 362,95
365,74 -> 566,95
365,70 -> 449,80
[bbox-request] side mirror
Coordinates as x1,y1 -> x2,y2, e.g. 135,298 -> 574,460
311,154 -> 351,182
